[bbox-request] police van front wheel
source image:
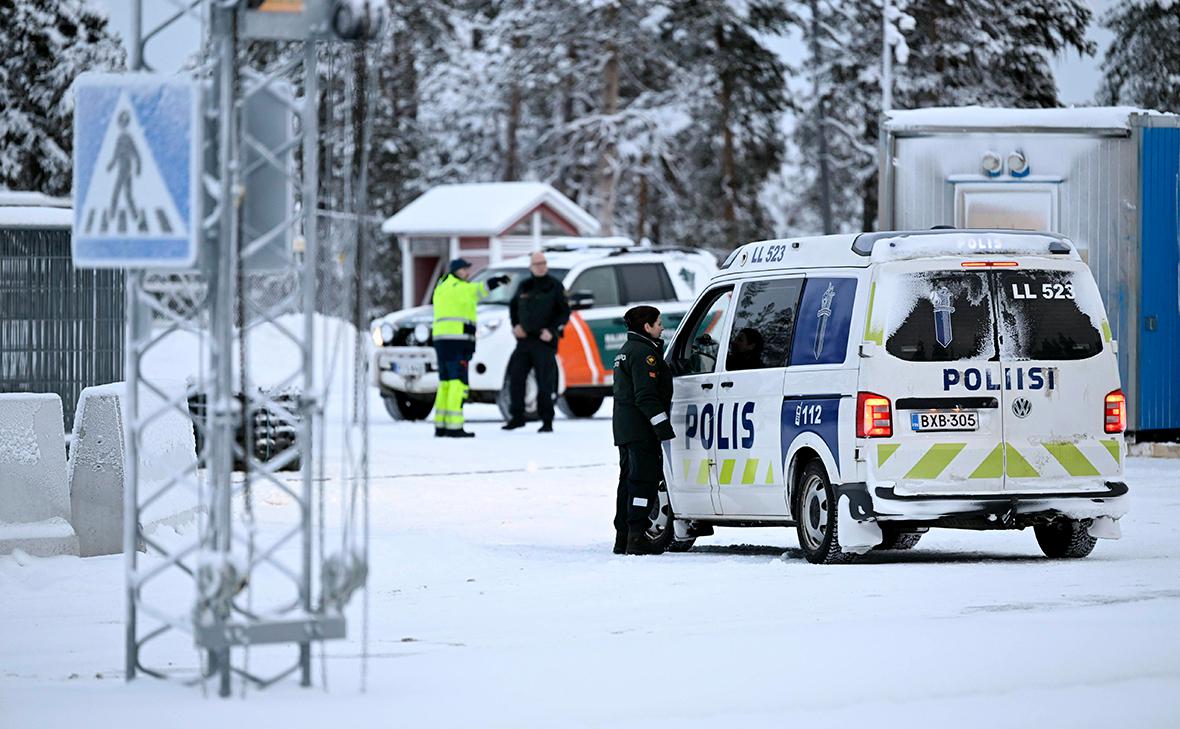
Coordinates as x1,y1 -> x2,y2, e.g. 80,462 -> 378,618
795,461 -> 854,564
1034,518 -> 1097,559
557,393 -> 604,418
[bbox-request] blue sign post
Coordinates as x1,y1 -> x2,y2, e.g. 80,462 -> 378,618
72,73 -> 201,269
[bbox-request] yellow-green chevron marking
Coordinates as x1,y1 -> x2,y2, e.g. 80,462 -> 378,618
1004,444 -> 1039,478
905,443 -> 966,480
742,459 -> 760,485
1044,441 -> 1100,477
970,443 -> 1004,479
696,459 -> 711,485
1101,321 -> 1112,343
1102,439 -> 1121,466
863,282 -> 883,345
719,459 -> 736,485
877,443 -> 900,466
764,461 -> 776,485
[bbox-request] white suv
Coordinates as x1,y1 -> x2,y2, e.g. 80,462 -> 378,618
371,241 -> 718,421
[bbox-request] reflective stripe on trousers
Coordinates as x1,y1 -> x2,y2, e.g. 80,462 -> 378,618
434,379 -> 469,429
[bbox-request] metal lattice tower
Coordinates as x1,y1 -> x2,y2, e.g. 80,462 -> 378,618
122,0 -> 374,697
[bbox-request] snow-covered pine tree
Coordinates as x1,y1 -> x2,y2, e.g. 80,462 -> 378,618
0,0 -> 125,195
657,0 -> 793,249
1098,0 -> 1180,112
783,0 -> 1092,237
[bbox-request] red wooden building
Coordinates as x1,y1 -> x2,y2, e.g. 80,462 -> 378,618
381,182 -> 599,309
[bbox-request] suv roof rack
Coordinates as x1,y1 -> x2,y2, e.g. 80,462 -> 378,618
852,229 -> 1072,257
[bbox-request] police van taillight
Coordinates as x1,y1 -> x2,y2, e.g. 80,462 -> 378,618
857,392 -> 892,438
1104,389 -> 1126,433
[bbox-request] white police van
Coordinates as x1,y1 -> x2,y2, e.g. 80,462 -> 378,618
652,229 -> 1128,563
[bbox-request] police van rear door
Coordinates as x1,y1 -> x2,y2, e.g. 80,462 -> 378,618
994,262 -> 1122,491
865,261 -> 1006,494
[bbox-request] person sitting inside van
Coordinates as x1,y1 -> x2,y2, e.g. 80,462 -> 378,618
726,327 -> 764,371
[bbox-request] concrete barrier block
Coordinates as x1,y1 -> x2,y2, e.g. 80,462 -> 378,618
0,518 -> 79,557
0,393 -> 71,523
0,393 -> 78,557
68,382 -> 200,558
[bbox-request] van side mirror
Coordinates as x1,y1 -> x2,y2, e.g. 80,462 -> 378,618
569,290 -> 595,310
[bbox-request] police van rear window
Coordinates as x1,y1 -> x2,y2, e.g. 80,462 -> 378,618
885,272 -> 995,362
997,270 -> 1103,361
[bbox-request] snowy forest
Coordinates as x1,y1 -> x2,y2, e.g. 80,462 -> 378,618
1,0 -> 1178,314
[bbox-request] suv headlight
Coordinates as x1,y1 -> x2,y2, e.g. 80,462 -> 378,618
373,322 -> 394,346
477,319 -> 504,339
412,323 -> 431,344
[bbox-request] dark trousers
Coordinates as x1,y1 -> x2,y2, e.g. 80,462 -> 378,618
507,337 -> 558,422
615,439 -> 662,533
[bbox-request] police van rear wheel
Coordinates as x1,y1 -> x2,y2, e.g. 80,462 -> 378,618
796,461 -> 853,564
1034,518 -> 1097,559
383,392 -> 432,421
875,527 -> 923,551
643,481 -> 679,554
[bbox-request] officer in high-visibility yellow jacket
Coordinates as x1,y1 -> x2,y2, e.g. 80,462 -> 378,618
432,259 -> 509,437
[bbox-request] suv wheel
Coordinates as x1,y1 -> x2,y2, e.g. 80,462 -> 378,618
795,461 -> 854,564
383,392 -> 433,421
557,393 -> 604,418
496,371 -> 539,422
1034,518 -> 1097,559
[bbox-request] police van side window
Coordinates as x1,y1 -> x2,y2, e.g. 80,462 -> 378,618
725,278 -> 803,371
569,266 -> 621,308
996,270 -> 1103,360
672,287 -> 734,376
885,272 -> 996,362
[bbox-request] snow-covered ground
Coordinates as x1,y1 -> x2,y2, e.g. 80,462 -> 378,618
3,400 -> 1179,727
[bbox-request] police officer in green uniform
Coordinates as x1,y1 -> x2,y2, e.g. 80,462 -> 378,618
612,305 -> 675,555
432,259 -> 508,437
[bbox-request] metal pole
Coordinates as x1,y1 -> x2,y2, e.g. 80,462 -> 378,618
209,4 -> 240,699
299,40 -> 320,688
882,0 -> 893,112
123,274 -> 139,682
130,0 -> 143,71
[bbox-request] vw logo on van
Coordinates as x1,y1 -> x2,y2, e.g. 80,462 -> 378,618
1012,397 -> 1033,418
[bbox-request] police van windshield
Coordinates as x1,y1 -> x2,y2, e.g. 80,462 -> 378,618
883,269 -> 1104,362
472,267 -> 570,305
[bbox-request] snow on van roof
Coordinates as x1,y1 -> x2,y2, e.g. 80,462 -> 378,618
381,182 -> 599,236
862,230 -> 1080,262
884,106 -> 1176,133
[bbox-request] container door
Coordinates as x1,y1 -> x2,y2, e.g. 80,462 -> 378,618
665,286 -> 734,517
713,277 -> 804,517
994,266 -> 1123,490
863,264 -> 1006,494
1137,126 -> 1180,431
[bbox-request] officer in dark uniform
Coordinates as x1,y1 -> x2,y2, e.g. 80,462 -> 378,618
503,251 -> 571,432
612,305 -> 675,555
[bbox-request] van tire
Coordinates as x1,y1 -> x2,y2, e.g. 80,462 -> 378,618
795,460 -> 853,564
875,528 -> 923,551
383,392 -> 432,421
496,371 -> 539,422
1034,518 -> 1097,559
642,480 -> 675,555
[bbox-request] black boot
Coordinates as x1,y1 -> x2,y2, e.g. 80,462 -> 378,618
434,427 -> 447,438
450,429 -> 476,438
501,418 -> 526,430
626,531 -> 652,556
538,421 -> 553,433
612,530 -> 627,555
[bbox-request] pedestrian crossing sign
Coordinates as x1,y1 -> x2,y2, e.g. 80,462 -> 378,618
72,73 -> 201,269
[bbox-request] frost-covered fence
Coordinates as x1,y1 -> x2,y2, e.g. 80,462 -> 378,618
0,223 -> 124,432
